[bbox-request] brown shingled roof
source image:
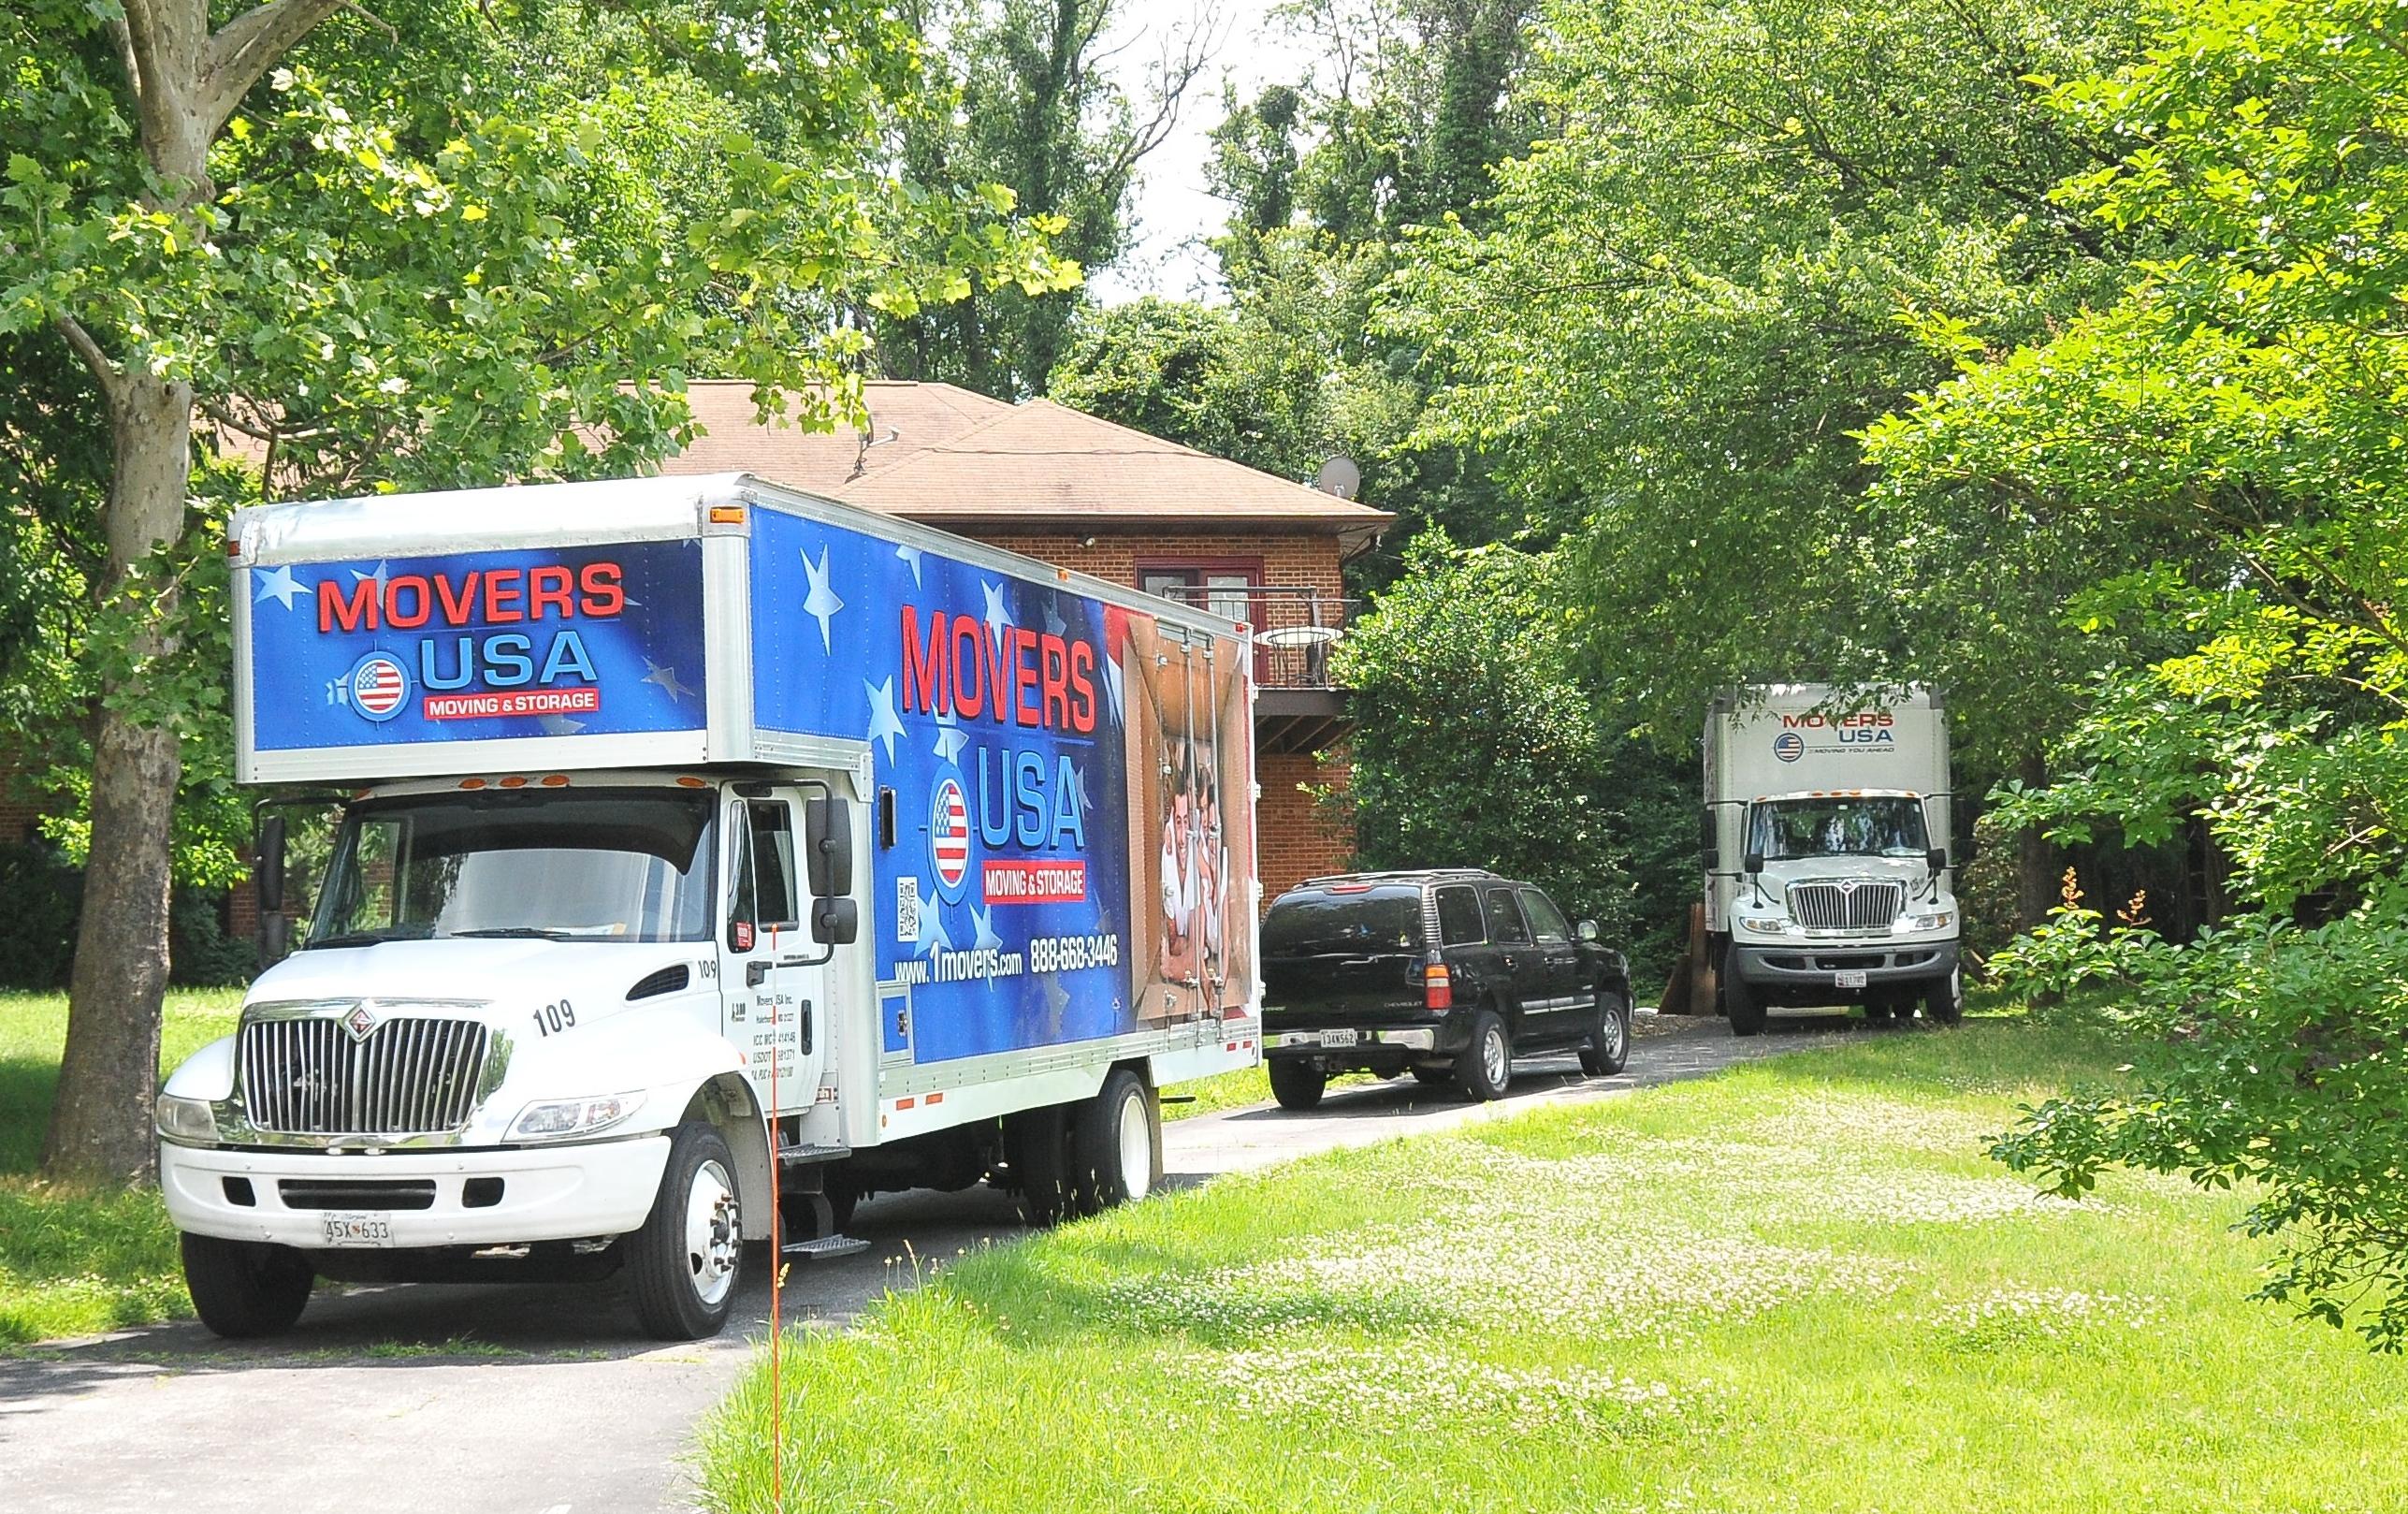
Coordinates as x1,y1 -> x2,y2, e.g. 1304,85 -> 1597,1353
659,381 -> 1393,539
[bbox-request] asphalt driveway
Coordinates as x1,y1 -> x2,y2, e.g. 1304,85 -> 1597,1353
0,1012 -> 1855,1514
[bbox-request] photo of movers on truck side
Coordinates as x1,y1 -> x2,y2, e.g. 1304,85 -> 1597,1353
166,474 -> 1259,1341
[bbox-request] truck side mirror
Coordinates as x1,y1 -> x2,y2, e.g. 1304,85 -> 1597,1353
257,815 -> 286,916
1743,851 -> 1764,875
1577,919 -> 1600,943
812,896 -> 859,946
805,796 -> 853,897
1927,847 -> 1949,871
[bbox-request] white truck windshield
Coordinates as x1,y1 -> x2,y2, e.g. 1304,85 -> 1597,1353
309,789 -> 718,946
1748,796 -> 1928,861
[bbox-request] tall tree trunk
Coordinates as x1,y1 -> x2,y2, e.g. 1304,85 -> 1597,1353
2012,747 -> 2058,932
40,372 -> 191,1185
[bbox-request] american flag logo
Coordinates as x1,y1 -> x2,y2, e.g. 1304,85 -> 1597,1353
930,775 -> 970,894
349,653 -> 409,722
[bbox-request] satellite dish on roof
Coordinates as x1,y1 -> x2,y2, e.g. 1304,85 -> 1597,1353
1314,456 -> 1361,500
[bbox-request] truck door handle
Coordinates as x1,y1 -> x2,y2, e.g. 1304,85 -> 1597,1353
747,960 -> 770,988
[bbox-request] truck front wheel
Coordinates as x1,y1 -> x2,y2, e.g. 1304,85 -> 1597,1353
1723,948 -> 1766,1038
627,1122 -> 745,1341
181,1232 -> 313,1338
1922,973 -> 1963,1026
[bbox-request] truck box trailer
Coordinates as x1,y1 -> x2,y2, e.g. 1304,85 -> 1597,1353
156,473 -> 1260,1338
1703,684 -> 1961,1036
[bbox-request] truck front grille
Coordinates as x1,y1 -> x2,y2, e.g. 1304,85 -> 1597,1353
239,1012 -> 491,1136
1787,881 -> 1903,933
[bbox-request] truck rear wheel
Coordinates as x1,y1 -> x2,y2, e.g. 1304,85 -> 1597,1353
1005,1104 -> 1076,1224
1070,1068 -> 1162,1213
627,1122 -> 744,1341
181,1232 -> 313,1339
1268,1057 -> 1327,1111
1723,948 -> 1766,1038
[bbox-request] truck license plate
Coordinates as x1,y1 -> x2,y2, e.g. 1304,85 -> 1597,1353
1834,970 -> 1868,989
320,1213 -> 395,1248
1318,1028 -> 1358,1048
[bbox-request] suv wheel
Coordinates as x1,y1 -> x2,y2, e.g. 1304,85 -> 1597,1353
1268,1057 -> 1327,1111
1456,1010 -> 1512,1101
1579,985 -> 1630,1076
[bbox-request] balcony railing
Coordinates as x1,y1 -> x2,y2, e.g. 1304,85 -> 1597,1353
1145,584 -> 1360,690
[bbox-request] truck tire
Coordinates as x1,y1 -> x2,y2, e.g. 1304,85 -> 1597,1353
627,1122 -> 745,1341
1005,1104 -> 1076,1224
1268,1057 -> 1327,1111
1922,973 -> 1963,1026
1723,948 -> 1766,1038
181,1232 -> 313,1339
1070,1068 -> 1162,1212
1456,1010 -> 1513,1100
1579,984 -> 1631,1076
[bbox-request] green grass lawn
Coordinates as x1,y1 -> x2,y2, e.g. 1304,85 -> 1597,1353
696,1017 -> 2408,1513
0,988 -> 243,1344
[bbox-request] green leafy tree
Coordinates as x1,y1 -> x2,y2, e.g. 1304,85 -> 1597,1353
0,0 -> 1070,1183
879,0 -> 1214,397
1866,0 -> 2408,1347
1333,532 -> 1690,973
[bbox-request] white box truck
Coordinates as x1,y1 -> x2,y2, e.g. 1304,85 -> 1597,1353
1704,685 -> 1961,1035
156,473 -> 1261,1339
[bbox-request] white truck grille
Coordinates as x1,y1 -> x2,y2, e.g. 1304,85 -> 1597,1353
1787,881 -> 1903,933
239,1013 -> 491,1136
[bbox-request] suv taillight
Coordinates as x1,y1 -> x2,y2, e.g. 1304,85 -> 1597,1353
1423,954 -> 1453,1011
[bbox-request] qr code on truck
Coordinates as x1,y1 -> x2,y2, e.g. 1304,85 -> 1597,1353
896,876 -> 921,945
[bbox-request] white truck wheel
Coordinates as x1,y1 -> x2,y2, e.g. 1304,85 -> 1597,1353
627,1122 -> 745,1340
1071,1068 -> 1160,1212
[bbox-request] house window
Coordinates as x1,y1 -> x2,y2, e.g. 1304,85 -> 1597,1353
1135,557 -> 1261,625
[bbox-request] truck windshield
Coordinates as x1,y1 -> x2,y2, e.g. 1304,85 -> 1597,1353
308,789 -> 718,946
1262,886 -> 1424,954
1748,796 -> 1928,861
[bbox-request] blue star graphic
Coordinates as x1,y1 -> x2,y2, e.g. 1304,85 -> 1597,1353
971,900 -> 1004,954
864,676 -> 907,763
642,659 -> 696,703
916,900 -> 955,957
896,543 -> 924,587
980,579 -> 1014,649
932,707 -> 969,766
1102,646 -> 1126,725
349,560 -> 391,591
802,546 -> 845,652
253,564 -> 309,611
1043,596 -> 1068,640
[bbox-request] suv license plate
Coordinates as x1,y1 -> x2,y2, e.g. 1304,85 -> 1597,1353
321,1213 -> 395,1248
1834,969 -> 1868,989
1319,1028 -> 1358,1048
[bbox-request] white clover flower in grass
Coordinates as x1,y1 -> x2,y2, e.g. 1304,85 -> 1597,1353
1179,1344 -> 1696,1438
1940,1288 -> 2167,1350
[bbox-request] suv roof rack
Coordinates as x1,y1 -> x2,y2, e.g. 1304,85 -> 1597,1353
1293,867 -> 1505,888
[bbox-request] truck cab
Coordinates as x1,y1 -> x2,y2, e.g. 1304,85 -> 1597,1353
1704,687 -> 1962,1035
159,473 -> 1262,1340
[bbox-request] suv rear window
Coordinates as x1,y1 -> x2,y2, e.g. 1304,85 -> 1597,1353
1263,886 -> 1425,954
1434,884 -> 1485,945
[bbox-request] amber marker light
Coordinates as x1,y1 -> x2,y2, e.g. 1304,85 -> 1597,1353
708,505 -> 746,524
540,775 -> 569,787
459,778 -> 488,790
499,775 -> 529,789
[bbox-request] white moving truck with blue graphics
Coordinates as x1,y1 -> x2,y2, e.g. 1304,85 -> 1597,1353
1704,684 -> 1961,1036
156,473 -> 1260,1339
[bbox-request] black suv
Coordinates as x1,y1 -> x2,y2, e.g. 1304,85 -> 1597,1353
1259,869 -> 1633,1110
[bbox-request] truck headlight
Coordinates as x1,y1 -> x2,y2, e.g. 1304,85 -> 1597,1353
1739,916 -> 1791,936
156,1094 -> 220,1146
508,1092 -> 645,1142
1903,910 -> 1955,932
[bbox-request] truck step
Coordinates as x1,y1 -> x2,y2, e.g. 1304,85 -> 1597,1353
776,1143 -> 849,1165
780,1233 -> 870,1260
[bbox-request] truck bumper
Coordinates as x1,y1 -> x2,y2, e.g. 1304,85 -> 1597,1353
1730,939 -> 1959,990
159,1135 -> 673,1249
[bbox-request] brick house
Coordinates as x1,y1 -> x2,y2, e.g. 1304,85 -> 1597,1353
656,380 -> 1392,902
